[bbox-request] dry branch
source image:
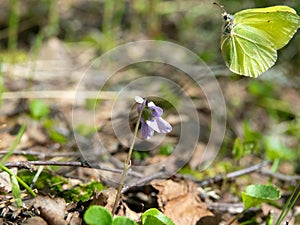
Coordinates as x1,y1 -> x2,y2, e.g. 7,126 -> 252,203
4,160 -> 144,178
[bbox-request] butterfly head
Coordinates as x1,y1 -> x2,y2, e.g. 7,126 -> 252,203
214,3 -> 234,24
222,12 -> 234,23
220,11 -> 234,35
214,3 -> 235,35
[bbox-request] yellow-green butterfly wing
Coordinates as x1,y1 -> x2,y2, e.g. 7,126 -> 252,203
234,6 -> 300,49
220,5 -> 300,77
221,25 -> 277,78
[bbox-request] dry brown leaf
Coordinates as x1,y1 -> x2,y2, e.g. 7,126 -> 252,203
0,168 -> 17,193
22,216 -> 48,225
91,188 -> 141,220
33,195 -> 67,225
123,202 -> 141,222
91,188 -> 117,212
0,171 -> 12,193
67,212 -> 82,225
0,127 -> 31,150
39,207 -> 67,225
151,178 -> 214,225
0,132 -> 20,150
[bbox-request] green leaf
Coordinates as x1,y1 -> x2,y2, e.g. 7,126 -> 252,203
232,138 -> 243,161
29,99 -> 50,119
0,123 -> 34,205
232,138 -> 257,161
84,205 -> 113,225
75,124 -> 97,137
241,184 -> 281,209
0,123 -> 35,199
48,130 -> 67,144
10,174 -> 22,207
132,150 -> 149,160
159,144 -> 174,156
113,216 -> 138,225
243,122 -> 261,143
264,135 -> 296,161
141,208 -> 175,225
43,119 -> 67,144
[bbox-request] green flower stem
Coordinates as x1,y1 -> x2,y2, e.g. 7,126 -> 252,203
15,174 -> 36,197
275,180 -> 300,225
0,164 -> 36,197
112,102 -> 145,215
8,0 -> 19,51
1,123 -> 26,164
0,123 -> 36,199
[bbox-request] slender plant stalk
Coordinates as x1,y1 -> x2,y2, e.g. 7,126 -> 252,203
102,0 -> 115,33
0,164 -> 36,197
102,0 -> 125,32
271,158 -> 280,172
275,180 -> 300,225
46,0 -> 59,37
0,123 -> 36,203
1,123 -> 26,164
28,33 -> 43,86
147,0 -> 161,37
8,0 -> 19,51
112,103 -> 145,215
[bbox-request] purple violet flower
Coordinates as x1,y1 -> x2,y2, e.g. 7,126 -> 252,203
135,96 -> 172,140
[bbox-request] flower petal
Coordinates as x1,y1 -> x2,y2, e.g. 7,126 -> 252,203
155,117 -> 172,133
146,119 -> 160,133
148,101 -> 163,117
135,96 -> 144,104
146,117 -> 172,134
141,120 -> 154,139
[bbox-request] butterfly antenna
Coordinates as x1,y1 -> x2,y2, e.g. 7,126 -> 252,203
213,2 -> 226,12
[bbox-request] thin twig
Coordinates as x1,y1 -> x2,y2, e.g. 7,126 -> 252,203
260,168 -> 300,184
122,171 -> 166,193
4,160 -> 144,178
0,150 -> 82,158
197,161 -> 270,187
123,161 -> 272,193
206,202 -> 244,213
31,165 -> 44,188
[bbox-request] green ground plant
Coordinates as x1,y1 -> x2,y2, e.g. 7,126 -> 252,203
84,206 -> 175,225
0,124 -> 36,207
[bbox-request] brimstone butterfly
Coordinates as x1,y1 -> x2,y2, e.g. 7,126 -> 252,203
217,4 -> 300,78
